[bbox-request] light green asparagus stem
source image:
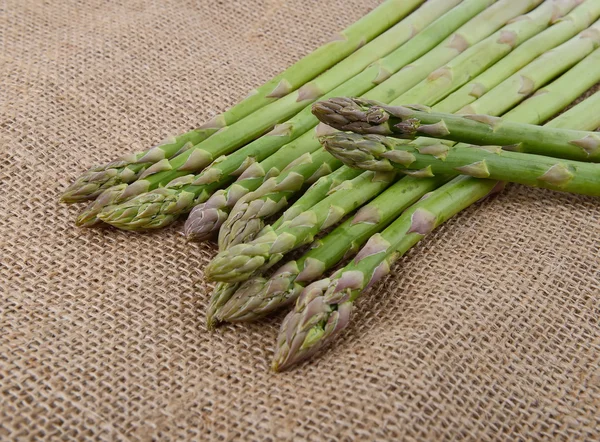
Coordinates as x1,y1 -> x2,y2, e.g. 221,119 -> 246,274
96,0 -> 501,231
435,0 -> 600,113
213,0 -> 562,247
389,0 -> 580,107
95,0 -> 532,230
271,175 -> 498,371
322,132 -> 600,196
363,0 -> 543,105
502,48 -> 600,123
545,91 -> 600,130
214,175 -> 448,323
272,62 -> 600,371
458,20 -> 600,116
205,170 -> 400,283
313,97 -> 600,161
60,0 -> 423,203
80,0 -> 458,225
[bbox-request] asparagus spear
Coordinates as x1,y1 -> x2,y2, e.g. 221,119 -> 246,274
273,67 -> 600,372
323,133 -> 600,197
97,0 -> 534,231
204,162 -> 363,325
61,138 -> 199,203
458,20 -> 600,116
79,0 -> 467,226
435,0 -> 600,113
313,97 -> 600,162
271,175 -> 498,371
544,91 -> 600,131
207,56 -> 600,323
205,170 -> 399,282
206,282 -> 240,330
60,0 -> 424,203
214,175 -> 448,323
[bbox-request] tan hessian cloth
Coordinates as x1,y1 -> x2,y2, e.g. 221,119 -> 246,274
1,0 -> 599,439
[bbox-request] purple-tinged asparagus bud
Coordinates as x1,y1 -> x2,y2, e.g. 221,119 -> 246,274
185,201 -> 229,242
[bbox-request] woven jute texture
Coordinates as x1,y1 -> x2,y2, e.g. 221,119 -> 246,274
2,0 -> 600,440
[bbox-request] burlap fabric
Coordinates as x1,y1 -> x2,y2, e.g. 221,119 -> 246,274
1,0 -> 599,439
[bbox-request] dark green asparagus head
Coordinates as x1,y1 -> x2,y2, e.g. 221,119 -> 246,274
311,97 -> 392,135
319,132 -> 402,172
205,227 -> 282,282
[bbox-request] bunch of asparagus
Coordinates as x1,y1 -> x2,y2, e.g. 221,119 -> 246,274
61,0 -> 600,371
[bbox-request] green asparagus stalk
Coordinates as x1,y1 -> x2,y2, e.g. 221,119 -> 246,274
207,59 -> 600,325
313,97 -> 600,161
96,0 -> 533,231
545,91 -> 600,130
271,175 -> 498,371
60,0 -> 424,203
272,65 -> 600,372
184,125 -> 342,241
363,0 -> 543,105
435,0 -> 600,113
61,138 -> 199,203
205,170 -> 400,282
214,175 -> 448,323
458,20 -> 600,116
322,132 -> 600,197
387,0 -> 580,107
78,0 -> 465,226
